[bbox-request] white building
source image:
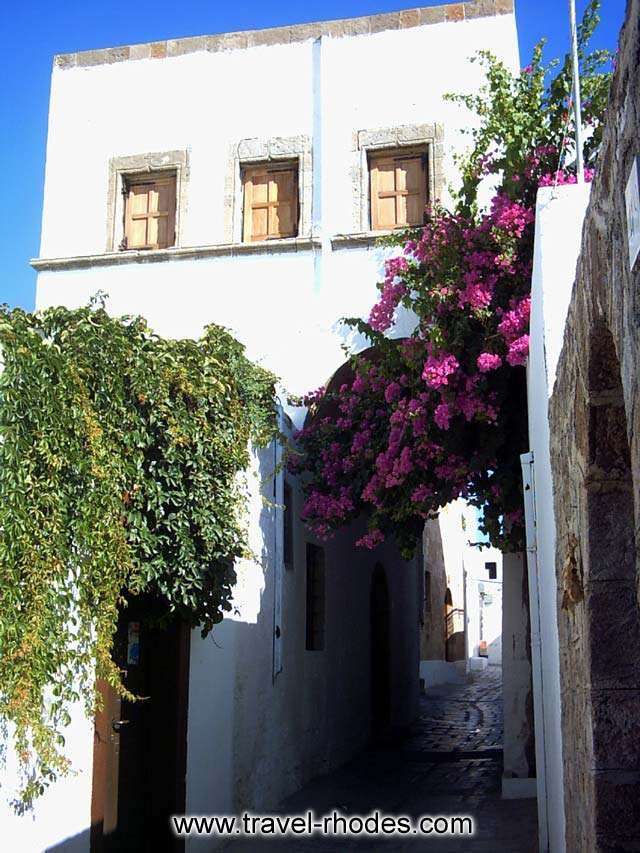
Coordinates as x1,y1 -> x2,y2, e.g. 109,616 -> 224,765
419,500 -> 503,687
3,4 -> 521,851
463,508 -> 503,670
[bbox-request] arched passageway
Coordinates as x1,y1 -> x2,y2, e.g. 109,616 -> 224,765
582,325 -> 640,848
444,586 -> 465,663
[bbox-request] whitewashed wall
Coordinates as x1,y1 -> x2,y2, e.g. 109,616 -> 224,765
36,12 -> 519,404
462,508 -> 503,667
525,184 -> 591,852
7,10 -> 519,852
185,445 -> 422,853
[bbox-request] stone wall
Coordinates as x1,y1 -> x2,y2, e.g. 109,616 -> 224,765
549,2 -> 640,850
421,517 -> 448,661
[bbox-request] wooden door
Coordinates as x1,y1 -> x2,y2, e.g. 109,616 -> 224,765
91,597 -> 190,853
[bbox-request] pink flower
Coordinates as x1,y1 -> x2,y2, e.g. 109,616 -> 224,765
303,386 -> 325,406
356,529 -> 385,549
477,352 -> 502,372
368,264 -> 409,332
422,352 -> 459,389
361,474 -> 383,507
434,402 -> 452,430
488,194 -> 535,240
411,484 -> 433,503
539,167 -> 595,187
507,335 -> 530,366
498,297 -> 530,344
352,375 -> 366,394
384,382 -> 402,403
301,487 -> 354,524
457,392 -> 481,421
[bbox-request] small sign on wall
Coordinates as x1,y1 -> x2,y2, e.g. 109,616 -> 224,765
127,621 -> 140,665
625,155 -> 640,270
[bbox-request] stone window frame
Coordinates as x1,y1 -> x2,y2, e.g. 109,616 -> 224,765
223,135 -> 312,244
106,150 -> 190,252
351,124 -> 444,234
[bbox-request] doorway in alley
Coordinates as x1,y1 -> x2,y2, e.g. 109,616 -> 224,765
90,596 -> 190,853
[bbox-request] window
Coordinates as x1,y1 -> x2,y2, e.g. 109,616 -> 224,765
369,149 -> 427,230
485,561 -> 497,580
242,162 -> 299,242
121,172 -> 177,250
305,544 -> 325,651
283,482 -> 294,570
108,151 -> 188,253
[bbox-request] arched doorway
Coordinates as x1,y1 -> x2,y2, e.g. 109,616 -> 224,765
444,587 -> 465,662
444,588 -> 454,662
582,324 -> 640,847
370,564 -> 391,737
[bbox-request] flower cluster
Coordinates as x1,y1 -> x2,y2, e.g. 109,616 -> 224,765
539,167 -> 596,187
294,191 -> 538,553
368,257 -> 410,332
292,12 -> 609,557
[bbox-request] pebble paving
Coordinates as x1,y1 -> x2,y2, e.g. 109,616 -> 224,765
222,668 -> 539,852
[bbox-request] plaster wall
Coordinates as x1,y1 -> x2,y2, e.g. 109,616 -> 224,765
185,445 -> 421,853
525,183 -> 591,851
462,512 -> 502,666
39,13 -> 518,261
6,7 -> 519,851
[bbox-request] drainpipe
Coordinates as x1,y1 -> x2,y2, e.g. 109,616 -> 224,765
520,452 -> 550,852
568,0 -> 585,183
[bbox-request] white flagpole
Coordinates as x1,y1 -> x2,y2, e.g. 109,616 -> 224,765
568,0 -> 585,183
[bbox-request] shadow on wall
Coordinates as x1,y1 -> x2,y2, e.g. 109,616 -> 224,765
488,634 -> 502,666
37,436 -> 418,851
46,828 -> 91,853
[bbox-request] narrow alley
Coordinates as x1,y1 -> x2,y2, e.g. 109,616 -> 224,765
223,669 -> 538,852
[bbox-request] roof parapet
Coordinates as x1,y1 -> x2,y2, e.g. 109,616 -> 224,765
54,1 -> 514,70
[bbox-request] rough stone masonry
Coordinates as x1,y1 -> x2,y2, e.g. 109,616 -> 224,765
549,1 -> 640,850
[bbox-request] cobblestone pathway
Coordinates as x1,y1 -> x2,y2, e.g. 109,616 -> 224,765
223,668 -> 538,852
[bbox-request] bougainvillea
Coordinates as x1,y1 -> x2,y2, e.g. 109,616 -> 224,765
0,301 -> 277,807
293,1 -> 612,556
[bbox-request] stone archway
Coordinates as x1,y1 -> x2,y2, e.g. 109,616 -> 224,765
444,586 -> 465,663
582,324 -> 640,848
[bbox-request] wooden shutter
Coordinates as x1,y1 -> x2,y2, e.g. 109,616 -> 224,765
370,156 -> 398,230
243,164 -> 298,242
124,173 -> 176,250
399,155 -> 426,226
370,150 -> 427,230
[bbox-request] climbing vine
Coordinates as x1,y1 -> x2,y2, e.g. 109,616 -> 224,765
0,300 -> 277,807
293,1 -> 612,556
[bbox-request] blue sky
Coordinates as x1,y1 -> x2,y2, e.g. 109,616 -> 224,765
0,0 -> 625,311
